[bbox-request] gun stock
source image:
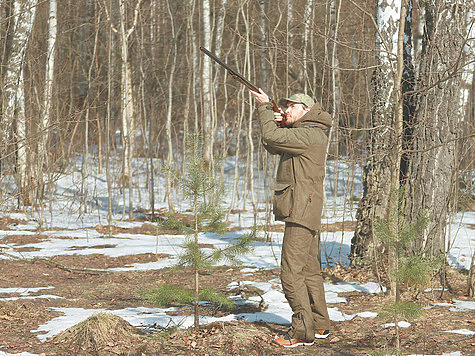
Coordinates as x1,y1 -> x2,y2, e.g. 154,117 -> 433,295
200,47 -> 287,127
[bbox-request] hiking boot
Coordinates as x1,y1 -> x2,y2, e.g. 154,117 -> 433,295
272,333 -> 314,348
315,329 -> 330,339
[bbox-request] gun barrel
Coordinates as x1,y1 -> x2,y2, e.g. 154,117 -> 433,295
200,47 -> 259,92
200,46 -> 287,127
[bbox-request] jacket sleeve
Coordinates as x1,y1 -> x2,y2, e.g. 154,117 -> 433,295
257,103 -> 327,155
261,139 -> 280,155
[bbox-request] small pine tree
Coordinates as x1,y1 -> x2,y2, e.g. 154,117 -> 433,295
155,133 -> 258,329
375,187 -> 442,351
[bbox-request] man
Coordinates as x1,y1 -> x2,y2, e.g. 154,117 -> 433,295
250,89 -> 332,348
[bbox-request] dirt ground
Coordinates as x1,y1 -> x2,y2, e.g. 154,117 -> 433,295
0,219 -> 474,355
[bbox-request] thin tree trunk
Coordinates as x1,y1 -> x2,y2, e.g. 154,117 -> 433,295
165,0 -> 177,213
188,0 -> 199,132
81,5 -> 100,215
302,0 -> 312,92
37,0 -> 57,209
241,4 -> 256,212
388,0 -> 406,300
326,0 -> 342,204
202,0 -> 213,168
117,0 -> 142,219
258,0 -> 268,91
106,0 -> 113,236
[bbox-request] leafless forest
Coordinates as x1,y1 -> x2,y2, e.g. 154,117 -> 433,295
1,0 -> 473,269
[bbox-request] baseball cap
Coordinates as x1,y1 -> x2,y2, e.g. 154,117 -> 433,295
279,93 -> 315,108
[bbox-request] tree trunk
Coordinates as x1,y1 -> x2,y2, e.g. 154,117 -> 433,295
106,0 -> 113,236
187,0 -> 199,132
201,0 -> 213,169
258,0 -> 268,91
400,0 -> 416,182
302,0 -> 313,93
2,0 -> 38,206
165,0 -> 177,213
388,0 -> 406,300
404,0 -> 467,257
326,0 -> 342,202
117,0 -> 141,219
351,0 -> 402,260
81,3 -> 100,215
37,0 -> 57,209
242,5 -> 256,212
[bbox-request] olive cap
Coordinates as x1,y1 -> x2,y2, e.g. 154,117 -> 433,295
279,93 -> 315,108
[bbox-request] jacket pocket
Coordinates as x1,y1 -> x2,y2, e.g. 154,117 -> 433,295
272,182 -> 294,220
301,192 -> 313,218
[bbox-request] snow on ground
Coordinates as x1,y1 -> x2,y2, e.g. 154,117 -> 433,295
0,157 -> 473,354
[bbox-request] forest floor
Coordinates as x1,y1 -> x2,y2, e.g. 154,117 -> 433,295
0,217 -> 474,356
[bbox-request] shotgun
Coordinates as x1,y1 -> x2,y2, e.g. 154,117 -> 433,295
199,47 -> 287,127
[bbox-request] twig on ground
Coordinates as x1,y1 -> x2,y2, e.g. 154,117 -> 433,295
0,251 -> 111,274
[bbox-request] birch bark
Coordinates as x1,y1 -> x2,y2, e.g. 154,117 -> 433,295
165,0 -> 177,212
326,0 -> 342,201
117,0 -> 141,219
302,0 -> 313,93
202,0 -> 213,168
37,0 -> 57,200
2,0 -> 38,205
351,0 -> 402,259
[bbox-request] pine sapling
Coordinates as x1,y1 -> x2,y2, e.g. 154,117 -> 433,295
153,133 -> 258,329
375,187 -> 441,351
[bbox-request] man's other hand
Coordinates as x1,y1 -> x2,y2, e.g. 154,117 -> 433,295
250,88 -> 269,104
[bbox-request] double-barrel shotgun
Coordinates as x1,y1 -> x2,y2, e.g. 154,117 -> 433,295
200,47 -> 287,127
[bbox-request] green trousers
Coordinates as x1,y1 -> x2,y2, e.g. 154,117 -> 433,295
281,222 -> 330,341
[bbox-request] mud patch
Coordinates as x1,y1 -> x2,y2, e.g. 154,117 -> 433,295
49,253 -> 169,269
0,234 -> 49,245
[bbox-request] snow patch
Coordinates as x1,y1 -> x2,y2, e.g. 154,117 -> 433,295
444,329 -> 475,336
381,321 -> 411,328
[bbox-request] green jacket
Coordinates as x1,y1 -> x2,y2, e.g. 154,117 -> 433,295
257,101 -> 332,231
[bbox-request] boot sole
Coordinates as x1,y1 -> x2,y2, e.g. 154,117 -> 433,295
272,340 -> 315,348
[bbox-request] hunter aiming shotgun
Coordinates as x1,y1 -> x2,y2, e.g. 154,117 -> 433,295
200,47 -> 287,127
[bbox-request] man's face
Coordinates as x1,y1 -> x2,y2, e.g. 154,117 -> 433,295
285,101 -> 310,126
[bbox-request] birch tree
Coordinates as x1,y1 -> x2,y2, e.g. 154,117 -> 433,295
351,0 -> 402,260
1,0 -> 38,206
302,0 -> 313,93
34,0 -> 57,222
104,0 -> 142,219
165,0 -> 177,212
326,0 -> 342,199
258,0 -> 268,91
201,0 -> 213,168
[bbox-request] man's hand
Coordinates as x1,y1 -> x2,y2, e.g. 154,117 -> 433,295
249,88 -> 270,104
273,110 -> 285,125
250,88 -> 286,126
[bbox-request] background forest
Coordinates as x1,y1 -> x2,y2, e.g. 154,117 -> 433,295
0,0 -> 474,290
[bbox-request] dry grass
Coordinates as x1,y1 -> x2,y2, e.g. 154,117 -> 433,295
52,313 -> 141,354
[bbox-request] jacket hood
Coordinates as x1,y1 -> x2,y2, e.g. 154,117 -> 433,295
294,102 -> 332,130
